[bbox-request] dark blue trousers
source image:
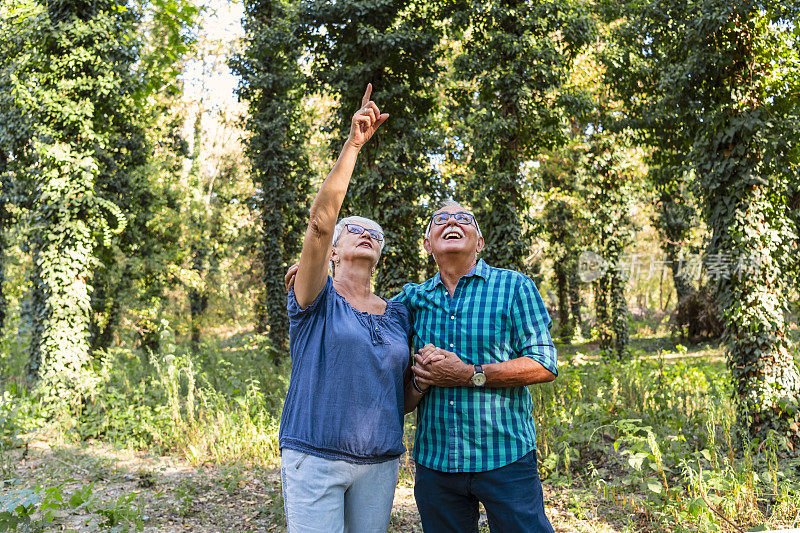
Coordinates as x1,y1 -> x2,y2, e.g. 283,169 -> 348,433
414,450 -> 554,533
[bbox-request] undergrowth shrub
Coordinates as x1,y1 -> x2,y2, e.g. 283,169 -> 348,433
76,326 -> 288,466
530,349 -> 800,531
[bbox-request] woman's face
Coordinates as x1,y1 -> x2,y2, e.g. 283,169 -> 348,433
332,222 -> 383,269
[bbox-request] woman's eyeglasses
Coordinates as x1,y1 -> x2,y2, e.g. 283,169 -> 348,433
431,212 -> 475,226
344,223 -> 385,242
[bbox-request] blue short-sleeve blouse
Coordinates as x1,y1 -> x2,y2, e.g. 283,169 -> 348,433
279,276 -> 412,464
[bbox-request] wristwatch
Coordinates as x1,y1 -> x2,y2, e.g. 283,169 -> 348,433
470,364 -> 486,387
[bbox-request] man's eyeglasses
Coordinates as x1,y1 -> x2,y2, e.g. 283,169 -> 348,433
431,212 -> 476,226
344,223 -> 384,242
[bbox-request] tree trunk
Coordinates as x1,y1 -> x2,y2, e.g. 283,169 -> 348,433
555,262 -> 570,341
595,275 -> 612,351
189,243 -> 209,352
698,105 -> 800,444
568,259 -> 585,338
262,190 -> 289,363
658,197 -> 696,303
0,151 -> 7,334
610,267 -> 630,360
28,171 -> 97,400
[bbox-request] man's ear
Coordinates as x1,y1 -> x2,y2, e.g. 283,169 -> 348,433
330,247 -> 339,262
423,237 -> 433,255
476,236 -> 485,254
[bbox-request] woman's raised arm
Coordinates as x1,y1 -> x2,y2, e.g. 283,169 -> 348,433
293,84 -> 389,309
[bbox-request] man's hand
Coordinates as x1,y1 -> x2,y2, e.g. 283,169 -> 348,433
284,263 -> 299,292
412,344 -> 472,388
347,84 -> 389,150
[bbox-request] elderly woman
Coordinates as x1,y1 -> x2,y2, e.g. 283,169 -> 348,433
279,85 -> 415,533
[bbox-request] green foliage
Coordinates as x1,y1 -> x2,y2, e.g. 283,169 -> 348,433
0,0 -> 145,403
231,0 -> 311,359
532,346 -> 800,530
299,0 -> 443,295
76,328 -> 286,465
0,482 -> 143,532
451,0 -> 594,271
614,0 -> 800,441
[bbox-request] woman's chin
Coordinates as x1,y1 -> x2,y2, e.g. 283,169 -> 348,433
342,253 -> 379,269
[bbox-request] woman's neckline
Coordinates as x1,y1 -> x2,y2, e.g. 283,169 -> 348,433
331,278 -> 390,317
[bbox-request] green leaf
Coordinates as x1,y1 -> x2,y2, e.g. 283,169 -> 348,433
646,481 -> 662,494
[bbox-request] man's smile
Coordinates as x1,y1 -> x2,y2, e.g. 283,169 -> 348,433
442,228 -> 464,240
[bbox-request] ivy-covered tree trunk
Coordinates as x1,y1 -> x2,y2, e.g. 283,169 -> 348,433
5,0 -> 139,402
555,262 -> 570,340
594,275 -> 611,350
585,137 -> 634,359
725,194 -> 797,439
299,0 -> 441,296
453,0 -> 592,271
699,4 -> 798,444
232,0 -> 310,362
568,258 -> 585,338
624,0 -> 800,442
28,146 -> 99,399
0,150 -> 8,333
609,265 -> 630,360
650,159 -> 698,303
188,242 -> 210,351
700,105 -> 800,441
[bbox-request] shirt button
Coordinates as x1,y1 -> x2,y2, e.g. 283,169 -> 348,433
375,326 -> 379,330
450,315 -> 455,320
449,401 -> 454,406
449,343 -> 454,348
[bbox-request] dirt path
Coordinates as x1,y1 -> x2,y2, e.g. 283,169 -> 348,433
2,436 -> 638,532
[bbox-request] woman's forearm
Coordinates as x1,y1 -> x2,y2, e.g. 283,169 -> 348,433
293,142 -> 360,308
403,373 -> 428,414
307,141 -> 361,237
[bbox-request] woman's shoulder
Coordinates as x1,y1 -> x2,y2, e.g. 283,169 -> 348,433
287,275 -> 334,318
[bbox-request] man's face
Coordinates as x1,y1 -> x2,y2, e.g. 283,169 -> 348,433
423,204 -> 484,260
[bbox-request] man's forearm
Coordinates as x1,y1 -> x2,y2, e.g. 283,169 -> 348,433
413,348 -> 556,389
482,357 -> 556,388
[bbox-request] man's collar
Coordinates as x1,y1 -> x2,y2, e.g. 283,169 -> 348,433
425,259 -> 489,291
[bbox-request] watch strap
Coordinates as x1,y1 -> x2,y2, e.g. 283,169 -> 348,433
471,364 -> 486,387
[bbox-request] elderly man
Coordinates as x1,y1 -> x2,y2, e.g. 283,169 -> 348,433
285,199 -> 557,532
396,199 -> 557,533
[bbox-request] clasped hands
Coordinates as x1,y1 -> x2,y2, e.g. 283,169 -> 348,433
412,344 -> 474,390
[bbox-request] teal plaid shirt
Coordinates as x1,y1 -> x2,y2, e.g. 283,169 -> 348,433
394,259 -> 557,472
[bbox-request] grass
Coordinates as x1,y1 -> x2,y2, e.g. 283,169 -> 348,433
2,324 -> 800,531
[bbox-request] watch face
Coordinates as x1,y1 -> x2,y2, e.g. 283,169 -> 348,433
471,372 -> 487,387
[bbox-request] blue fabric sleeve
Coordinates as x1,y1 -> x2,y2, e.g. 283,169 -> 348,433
510,275 -> 558,376
287,276 -> 332,322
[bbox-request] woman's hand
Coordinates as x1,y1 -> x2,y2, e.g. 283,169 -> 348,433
285,263 -> 299,292
347,83 -> 389,149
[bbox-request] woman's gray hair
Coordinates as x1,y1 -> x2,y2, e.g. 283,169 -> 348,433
330,215 -> 386,275
424,198 -> 483,238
